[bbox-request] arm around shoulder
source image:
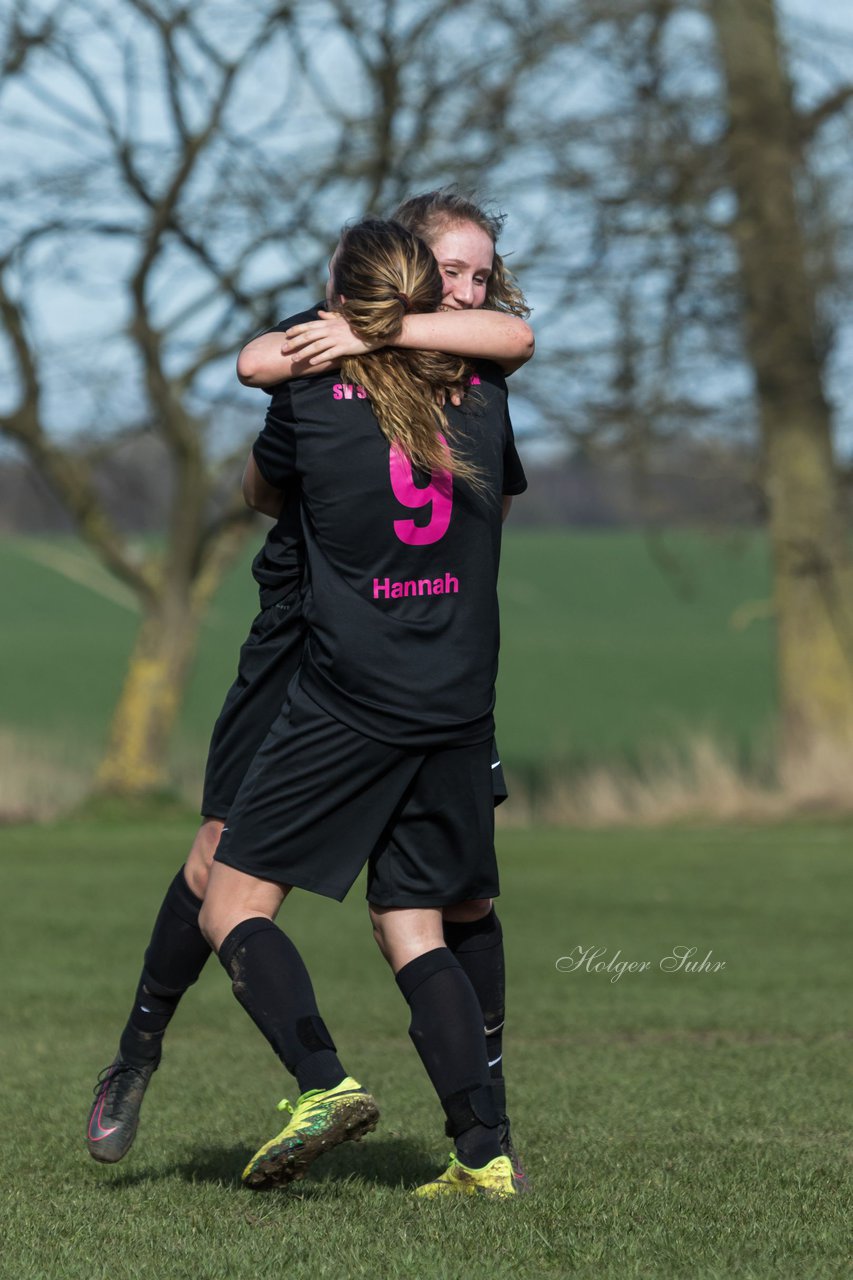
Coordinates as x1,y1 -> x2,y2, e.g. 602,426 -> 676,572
392,310 -> 534,374
237,331 -> 295,388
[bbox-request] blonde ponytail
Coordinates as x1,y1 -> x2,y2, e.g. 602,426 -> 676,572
333,219 -> 482,486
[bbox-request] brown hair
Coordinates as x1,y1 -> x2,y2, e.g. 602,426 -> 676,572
332,218 -> 481,485
391,187 -> 530,319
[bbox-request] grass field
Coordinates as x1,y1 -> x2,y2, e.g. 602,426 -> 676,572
0,529 -> 776,790
2,818 -> 849,1279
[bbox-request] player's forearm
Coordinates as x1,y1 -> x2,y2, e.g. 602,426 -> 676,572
391,312 -> 534,373
237,332 -> 294,387
237,332 -> 335,387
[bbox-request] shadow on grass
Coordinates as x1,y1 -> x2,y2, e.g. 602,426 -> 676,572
95,1136 -> 439,1193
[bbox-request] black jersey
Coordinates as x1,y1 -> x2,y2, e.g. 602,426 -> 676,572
252,359 -> 526,748
248,305 -> 321,606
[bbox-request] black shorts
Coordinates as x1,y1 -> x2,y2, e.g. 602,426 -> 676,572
214,682 -> 499,908
201,594 -> 305,819
201,594 -> 507,820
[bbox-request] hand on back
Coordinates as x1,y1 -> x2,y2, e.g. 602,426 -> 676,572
282,310 -> 376,366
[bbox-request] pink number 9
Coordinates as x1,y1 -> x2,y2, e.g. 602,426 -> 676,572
389,438 -> 453,546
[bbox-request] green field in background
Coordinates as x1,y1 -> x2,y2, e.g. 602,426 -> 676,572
0,530 -> 776,775
1,819 -> 848,1278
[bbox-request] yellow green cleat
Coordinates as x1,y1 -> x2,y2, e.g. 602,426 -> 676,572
414,1152 -> 520,1199
242,1076 -> 380,1190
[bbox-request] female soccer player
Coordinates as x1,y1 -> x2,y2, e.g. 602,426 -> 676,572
199,217 -> 527,1198
87,193 -> 531,1192
239,190 -> 531,1188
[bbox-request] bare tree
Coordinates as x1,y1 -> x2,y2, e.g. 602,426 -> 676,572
516,0 -> 853,758
709,0 -> 853,752
0,0 -> 545,795
4,0 -> 853,794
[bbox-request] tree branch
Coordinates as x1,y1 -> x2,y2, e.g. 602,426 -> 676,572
797,85 -> 853,143
0,256 -> 154,598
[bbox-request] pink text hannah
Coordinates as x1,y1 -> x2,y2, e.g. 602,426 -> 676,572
373,572 -> 459,599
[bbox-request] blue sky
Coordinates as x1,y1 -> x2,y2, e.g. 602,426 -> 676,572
1,0 -> 852,461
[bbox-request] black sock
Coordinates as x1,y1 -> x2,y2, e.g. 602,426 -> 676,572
443,908 -> 506,1115
218,917 -> 345,1093
396,947 -> 502,1169
119,867 -> 211,1067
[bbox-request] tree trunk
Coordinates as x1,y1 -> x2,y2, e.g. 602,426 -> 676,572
711,0 -> 853,753
95,591 -> 203,796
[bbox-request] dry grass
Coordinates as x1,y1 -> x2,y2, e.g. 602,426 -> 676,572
0,727 -> 96,823
499,731 -> 853,828
6,727 -> 853,830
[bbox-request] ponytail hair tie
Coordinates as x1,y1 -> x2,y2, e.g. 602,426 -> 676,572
395,290 -> 410,308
